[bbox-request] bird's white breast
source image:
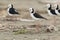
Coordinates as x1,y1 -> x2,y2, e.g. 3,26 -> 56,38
7,8 -> 13,16
30,13 -> 40,20
47,10 -> 54,16
55,10 -> 60,15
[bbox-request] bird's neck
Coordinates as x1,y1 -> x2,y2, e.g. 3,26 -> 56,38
30,12 -> 35,14
56,5 -> 59,10
30,12 -> 35,15
31,10 -> 34,13
9,6 -> 13,9
48,6 -> 51,10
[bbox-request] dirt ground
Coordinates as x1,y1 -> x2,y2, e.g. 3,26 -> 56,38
0,0 -> 60,40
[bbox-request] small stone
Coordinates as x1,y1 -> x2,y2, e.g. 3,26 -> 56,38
35,39 -> 38,40
13,39 -> 15,40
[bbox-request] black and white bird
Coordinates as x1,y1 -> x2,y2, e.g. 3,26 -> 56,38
55,4 -> 60,15
7,4 -> 19,16
47,4 -> 57,16
29,8 -> 47,33
29,8 -> 47,20
47,4 -> 57,26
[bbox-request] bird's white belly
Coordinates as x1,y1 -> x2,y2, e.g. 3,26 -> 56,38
30,14 -> 40,20
55,10 -> 60,15
47,10 -> 53,16
7,8 -> 13,16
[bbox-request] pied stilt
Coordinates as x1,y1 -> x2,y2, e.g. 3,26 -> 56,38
29,8 -> 47,20
55,4 -> 60,15
47,4 -> 57,26
29,8 -> 47,32
7,4 -> 19,16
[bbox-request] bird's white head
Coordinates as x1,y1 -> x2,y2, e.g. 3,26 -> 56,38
8,4 -> 13,8
54,4 -> 59,10
29,8 -> 35,13
54,4 -> 57,7
47,4 -> 51,8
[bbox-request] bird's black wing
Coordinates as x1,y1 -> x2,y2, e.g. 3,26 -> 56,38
58,10 -> 60,13
33,13 -> 47,20
9,8 -> 19,14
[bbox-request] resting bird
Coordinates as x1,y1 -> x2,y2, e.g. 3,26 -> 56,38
7,4 -> 19,16
29,8 -> 47,33
47,4 -> 57,26
47,4 -> 57,16
55,4 -> 60,15
29,8 -> 47,20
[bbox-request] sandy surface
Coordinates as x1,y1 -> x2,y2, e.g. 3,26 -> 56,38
0,0 -> 60,40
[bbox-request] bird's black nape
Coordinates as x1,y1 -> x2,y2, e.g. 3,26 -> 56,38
56,4 -> 59,10
48,4 -> 52,10
31,8 -> 34,13
11,4 -> 13,8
